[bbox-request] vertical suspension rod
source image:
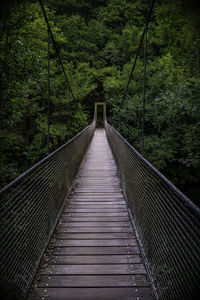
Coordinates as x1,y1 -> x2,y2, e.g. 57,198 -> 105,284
47,28 -> 50,154
142,27 -> 147,155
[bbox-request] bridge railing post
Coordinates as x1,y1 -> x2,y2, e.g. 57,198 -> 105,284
94,102 -> 106,128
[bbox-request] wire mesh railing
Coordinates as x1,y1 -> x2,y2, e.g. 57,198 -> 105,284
0,121 -> 95,300
105,121 -> 200,300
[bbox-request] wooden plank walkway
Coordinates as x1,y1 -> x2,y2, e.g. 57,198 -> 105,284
28,129 -> 153,300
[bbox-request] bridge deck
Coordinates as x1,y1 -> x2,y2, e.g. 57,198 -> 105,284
28,129 -> 152,299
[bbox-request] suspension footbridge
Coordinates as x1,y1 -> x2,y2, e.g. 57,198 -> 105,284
27,128 -> 152,300
1,117 -> 200,300
0,1 -> 200,299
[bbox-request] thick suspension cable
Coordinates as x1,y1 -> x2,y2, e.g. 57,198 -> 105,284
39,0 -> 75,101
119,0 -> 155,110
38,0 -> 85,121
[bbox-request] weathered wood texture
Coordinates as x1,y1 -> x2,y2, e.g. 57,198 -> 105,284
27,129 -> 153,300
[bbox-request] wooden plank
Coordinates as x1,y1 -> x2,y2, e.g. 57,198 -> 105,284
29,287 -> 152,300
75,195 -> 121,199
29,287 -> 152,299
72,199 -> 124,202
69,200 -> 123,203
44,255 -> 142,265
66,205 -> 126,209
54,232 -> 135,239
77,188 -> 121,190
77,175 -> 117,177
77,180 -> 120,183
75,182 -> 120,185
66,206 -> 126,210
66,202 -> 126,206
75,190 -> 122,194
70,200 -> 125,203
52,239 -> 137,247
52,247 -> 140,255
66,206 -> 127,210
60,217 -> 130,222
56,227 -> 134,233
73,194 -> 124,197
76,176 -> 116,178
79,168 -> 117,171
58,222 -> 132,227
73,197 -> 124,200
65,208 -> 127,213
39,264 -> 146,275
70,195 -> 122,197
36,274 -> 150,288
77,183 -> 120,186
62,212 -> 128,217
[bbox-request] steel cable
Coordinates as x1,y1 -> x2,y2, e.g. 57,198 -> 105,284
38,0 -> 84,122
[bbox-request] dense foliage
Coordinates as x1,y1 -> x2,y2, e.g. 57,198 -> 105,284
0,0 -> 199,205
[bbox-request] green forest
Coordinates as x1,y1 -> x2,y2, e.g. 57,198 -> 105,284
0,0 -> 200,205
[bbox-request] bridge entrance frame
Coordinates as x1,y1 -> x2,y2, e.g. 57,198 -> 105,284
94,102 -> 106,128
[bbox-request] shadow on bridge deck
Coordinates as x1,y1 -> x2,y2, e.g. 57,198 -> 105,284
27,129 -> 153,300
